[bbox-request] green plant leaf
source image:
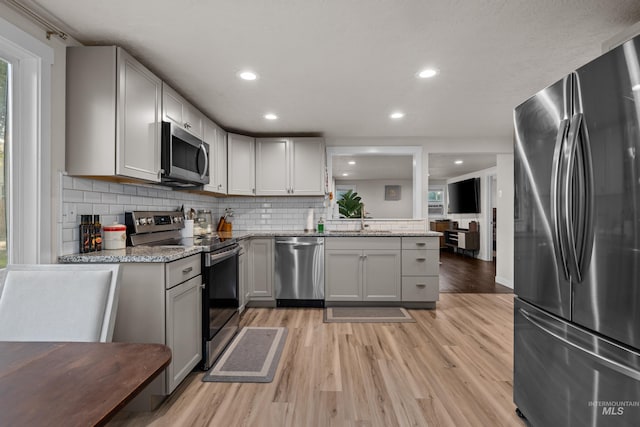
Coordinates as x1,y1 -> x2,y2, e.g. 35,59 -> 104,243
337,190 -> 363,218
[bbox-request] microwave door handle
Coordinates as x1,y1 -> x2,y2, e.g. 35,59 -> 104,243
199,142 -> 208,180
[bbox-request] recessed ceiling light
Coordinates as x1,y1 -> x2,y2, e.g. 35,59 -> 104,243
342,173 -> 349,177
348,161 -> 356,165
264,113 -> 278,120
238,71 -> 258,80
633,83 -> 640,91
390,112 -> 405,119
454,160 -> 464,165
417,68 -> 438,79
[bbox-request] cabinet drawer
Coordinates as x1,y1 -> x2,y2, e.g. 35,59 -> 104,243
402,237 -> 439,250
402,277 -> 439,302
325,237 -> 401,250
166,255 -> 202,289
401,250 -> 439,276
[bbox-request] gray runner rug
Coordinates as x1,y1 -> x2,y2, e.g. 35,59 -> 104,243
324,307 -> 415,323
203,326 -> 287,383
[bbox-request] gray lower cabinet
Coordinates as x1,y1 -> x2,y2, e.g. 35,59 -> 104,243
238,240 -> 249,310
248,238 -> 274,301
325,250 -> 362,300
112,254 -> 202,410
401,237 -> 440,302
325,237 -> 401,302
165,275 -> 202,393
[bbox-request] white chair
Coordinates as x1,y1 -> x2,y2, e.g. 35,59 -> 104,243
0,264 -> 121,342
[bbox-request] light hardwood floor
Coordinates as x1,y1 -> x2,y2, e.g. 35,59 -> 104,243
110,294 -> 524,427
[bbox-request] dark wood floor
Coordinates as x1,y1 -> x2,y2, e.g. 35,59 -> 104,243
439,250 -> 513,293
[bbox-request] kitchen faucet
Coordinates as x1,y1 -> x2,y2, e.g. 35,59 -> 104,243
360,202 -> 366,230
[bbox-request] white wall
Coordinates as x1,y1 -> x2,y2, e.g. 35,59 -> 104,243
335,179 -> 412,218
495,154 -> 514,288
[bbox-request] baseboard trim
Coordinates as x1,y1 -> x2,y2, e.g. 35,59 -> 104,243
495,275 -> 513,288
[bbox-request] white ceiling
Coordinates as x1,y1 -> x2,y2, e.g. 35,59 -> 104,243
22,0 -> 640,139
333,155 -> 413,181
428,153 -> 497,180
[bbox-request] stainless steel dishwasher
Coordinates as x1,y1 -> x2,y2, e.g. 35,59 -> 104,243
275,236 -> 324,307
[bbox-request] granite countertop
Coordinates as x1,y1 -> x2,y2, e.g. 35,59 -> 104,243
58,245 -> 203,264
231,230 -> 441,239
58,230 -> 440,264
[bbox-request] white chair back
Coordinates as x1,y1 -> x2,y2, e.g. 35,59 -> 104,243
0,264 -> 121,342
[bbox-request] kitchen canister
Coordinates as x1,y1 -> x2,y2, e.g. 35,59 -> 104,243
103,223 -> 127,250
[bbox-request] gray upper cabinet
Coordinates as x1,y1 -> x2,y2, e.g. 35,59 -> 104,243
290,138 -> 325,195
255,137 -> 325,196
66,46 -> 162,182
202,118 -> 227,194
162,83 -> 204,139
255,138 -> 289,196
228,133 -> 255,196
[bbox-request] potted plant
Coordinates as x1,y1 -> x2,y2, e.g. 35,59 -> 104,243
337,190 -> 363,218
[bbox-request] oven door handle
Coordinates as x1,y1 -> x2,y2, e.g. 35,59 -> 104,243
206,246 -> 240,267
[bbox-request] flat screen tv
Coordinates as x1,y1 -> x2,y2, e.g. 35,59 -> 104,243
448,178 -> 481,214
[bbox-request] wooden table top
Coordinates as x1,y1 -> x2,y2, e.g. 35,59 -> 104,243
0,341 -> 171,427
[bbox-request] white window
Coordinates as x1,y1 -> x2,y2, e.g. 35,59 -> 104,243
0,16 -> 54,266
0,58 -> 7,267
428,185 -> 446,217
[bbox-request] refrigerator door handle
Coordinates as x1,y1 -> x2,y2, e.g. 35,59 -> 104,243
573,112 -> 595,281
519,307 -> 640,382
562,114 -> 582,282
563,112 -> 595,283
551,119 -> 570,280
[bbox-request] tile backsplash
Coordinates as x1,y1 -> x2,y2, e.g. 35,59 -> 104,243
60,176 -> 328,255
324,218 -> 427,232
217,197 -> 327,231
60,176 -> 425,256
60,176 -> 217,255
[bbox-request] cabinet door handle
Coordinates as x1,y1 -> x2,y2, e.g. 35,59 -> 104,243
416,258 -> 426,261
415,242 -> 426,246
416,283 -> 427,288
182,266 -> 193,274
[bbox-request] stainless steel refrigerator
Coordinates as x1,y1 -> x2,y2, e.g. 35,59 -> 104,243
514,34 -> 640,426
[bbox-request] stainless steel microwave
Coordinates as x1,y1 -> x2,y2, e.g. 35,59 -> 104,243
161,121 -> 209,187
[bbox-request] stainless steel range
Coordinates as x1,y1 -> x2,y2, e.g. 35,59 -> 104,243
125,211 -> 240,370
198,235 -> 240,370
